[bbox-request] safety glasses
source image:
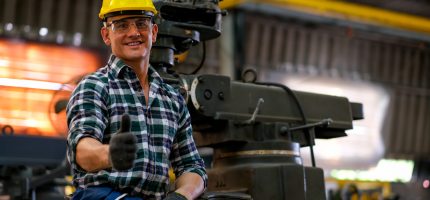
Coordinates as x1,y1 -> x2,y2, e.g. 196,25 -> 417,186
106,17 -> 152,34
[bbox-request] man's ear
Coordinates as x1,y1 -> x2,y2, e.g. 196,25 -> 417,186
101,27 -> 111,46
151,24 -> 158,44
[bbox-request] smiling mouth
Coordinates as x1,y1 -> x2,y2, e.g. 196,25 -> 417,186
126,41 -> 143,46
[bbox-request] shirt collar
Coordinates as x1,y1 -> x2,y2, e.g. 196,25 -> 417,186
108,55 -> 128,78
107,54 -> 164,85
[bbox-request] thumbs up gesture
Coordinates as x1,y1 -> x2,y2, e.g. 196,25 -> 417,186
109,114 -> 137,171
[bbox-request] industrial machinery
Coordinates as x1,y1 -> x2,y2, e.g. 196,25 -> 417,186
0,0 -> 362,199
150,1 -> 363,200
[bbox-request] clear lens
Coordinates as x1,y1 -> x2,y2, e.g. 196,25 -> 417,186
107,17 -> 151,34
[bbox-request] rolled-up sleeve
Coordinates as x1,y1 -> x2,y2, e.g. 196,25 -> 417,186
169,96 -> 208,188
66,77 -> 108,172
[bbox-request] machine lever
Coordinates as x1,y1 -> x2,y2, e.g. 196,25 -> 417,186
288,118 -> 333,132
241,98 -> 264,125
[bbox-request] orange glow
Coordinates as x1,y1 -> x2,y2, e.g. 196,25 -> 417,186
0,39 -> 100,138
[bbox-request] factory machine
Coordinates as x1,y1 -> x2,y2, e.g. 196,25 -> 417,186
0,0 -> 363,199
150,1 -> 363,199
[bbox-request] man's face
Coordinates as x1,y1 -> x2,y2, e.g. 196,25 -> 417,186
101,15 -> 158,63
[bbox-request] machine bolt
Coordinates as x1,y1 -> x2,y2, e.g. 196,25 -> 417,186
204,89 -> 212,100
218,92 -> 224,100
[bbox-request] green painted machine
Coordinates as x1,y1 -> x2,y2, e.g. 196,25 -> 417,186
150,1 -> 363,199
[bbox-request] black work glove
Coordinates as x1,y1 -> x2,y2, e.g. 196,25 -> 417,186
164,192 -> 188,200
109,114 -> 137,171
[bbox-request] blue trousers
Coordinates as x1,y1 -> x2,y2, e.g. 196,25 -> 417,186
72,186 -> 142,200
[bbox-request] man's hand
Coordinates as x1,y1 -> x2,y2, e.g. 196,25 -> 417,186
164,192 -> 188,200
109,114 -> 137,171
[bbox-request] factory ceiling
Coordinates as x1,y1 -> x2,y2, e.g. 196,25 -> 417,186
1,0 -> 430,46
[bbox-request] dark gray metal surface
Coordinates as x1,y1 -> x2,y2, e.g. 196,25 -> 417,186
0,135 -> 66,166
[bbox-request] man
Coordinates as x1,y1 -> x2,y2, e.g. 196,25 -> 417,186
66,0 -> 207,199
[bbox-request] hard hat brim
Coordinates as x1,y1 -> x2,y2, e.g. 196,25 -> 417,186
102,10 -> 154,21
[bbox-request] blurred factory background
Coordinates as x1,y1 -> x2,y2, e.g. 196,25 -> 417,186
1,0 -> 430,199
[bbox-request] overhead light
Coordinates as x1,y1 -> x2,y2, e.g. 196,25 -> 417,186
39,27 -> 48,37
73,32 -> 82,46
5,23 -> 13,31
0,78 -> 70,90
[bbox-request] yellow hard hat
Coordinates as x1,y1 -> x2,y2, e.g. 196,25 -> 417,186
99,0 -> 158,20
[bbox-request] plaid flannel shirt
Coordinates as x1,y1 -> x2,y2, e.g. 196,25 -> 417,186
66,55 -> 207,199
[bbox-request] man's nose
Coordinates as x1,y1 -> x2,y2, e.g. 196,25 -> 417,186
127,23 -> 140,35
